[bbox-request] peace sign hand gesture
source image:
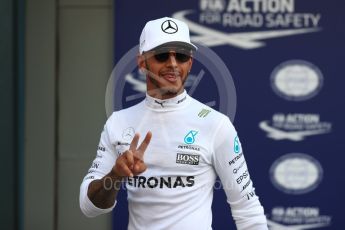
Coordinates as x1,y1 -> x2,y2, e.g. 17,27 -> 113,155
113,131 -> 152,178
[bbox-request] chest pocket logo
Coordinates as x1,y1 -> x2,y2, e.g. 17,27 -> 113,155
184,130 -> 198,144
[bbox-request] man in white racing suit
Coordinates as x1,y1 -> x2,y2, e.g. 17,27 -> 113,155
79,16 -> 268,230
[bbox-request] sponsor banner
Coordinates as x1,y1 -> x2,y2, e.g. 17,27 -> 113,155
267,206 -> 332,229
113,1 -> 344,229
269,153 -> 323,195
270,60 -> 324,101
259,113 -> 332,141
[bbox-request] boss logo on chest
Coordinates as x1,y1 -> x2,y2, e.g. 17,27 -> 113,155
176,153 -> 200,165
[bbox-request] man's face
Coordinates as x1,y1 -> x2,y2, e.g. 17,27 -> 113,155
138,46 -> 193,99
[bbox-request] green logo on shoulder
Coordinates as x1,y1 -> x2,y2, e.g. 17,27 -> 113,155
198,109 -> 211,118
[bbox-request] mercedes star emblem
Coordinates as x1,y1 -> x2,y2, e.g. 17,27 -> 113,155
161,20 -> 178,34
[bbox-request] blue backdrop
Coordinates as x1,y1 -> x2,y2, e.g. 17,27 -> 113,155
112,0 -> 345,229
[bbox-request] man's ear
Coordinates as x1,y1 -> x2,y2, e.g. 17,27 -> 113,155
137,54 -> 146,70
188,56 -> 193,70
138,54 -> 149,75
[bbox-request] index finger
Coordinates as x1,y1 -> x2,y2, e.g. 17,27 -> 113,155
129,133 -> 140,151
137,131 -> 152,157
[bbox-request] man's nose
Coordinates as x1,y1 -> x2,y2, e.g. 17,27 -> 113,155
167,52 -> 178,66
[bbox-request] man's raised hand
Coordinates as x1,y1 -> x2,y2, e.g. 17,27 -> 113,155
113,131 -> 152,178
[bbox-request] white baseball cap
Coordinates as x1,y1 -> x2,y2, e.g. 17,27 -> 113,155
139,17 -> 197,54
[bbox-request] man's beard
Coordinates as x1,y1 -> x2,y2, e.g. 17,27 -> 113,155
147,73 -> 186,97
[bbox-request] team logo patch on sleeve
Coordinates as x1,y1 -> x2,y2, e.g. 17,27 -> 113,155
234,136 -> 241,154
97,146 -> 106,151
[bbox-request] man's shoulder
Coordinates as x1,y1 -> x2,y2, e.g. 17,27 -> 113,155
107,101 -> 144,121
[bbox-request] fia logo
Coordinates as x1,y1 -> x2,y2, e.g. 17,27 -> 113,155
184,130 -> 198,144
234,136 -> 240,154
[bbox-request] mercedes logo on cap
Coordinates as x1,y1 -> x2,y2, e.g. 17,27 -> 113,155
161,20 -> 178,34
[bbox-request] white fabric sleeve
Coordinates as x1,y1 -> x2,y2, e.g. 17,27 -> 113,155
79,118 -> 118,217
212,117 -> 268,230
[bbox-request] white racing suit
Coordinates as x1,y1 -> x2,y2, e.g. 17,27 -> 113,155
80,90 -> 268,230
